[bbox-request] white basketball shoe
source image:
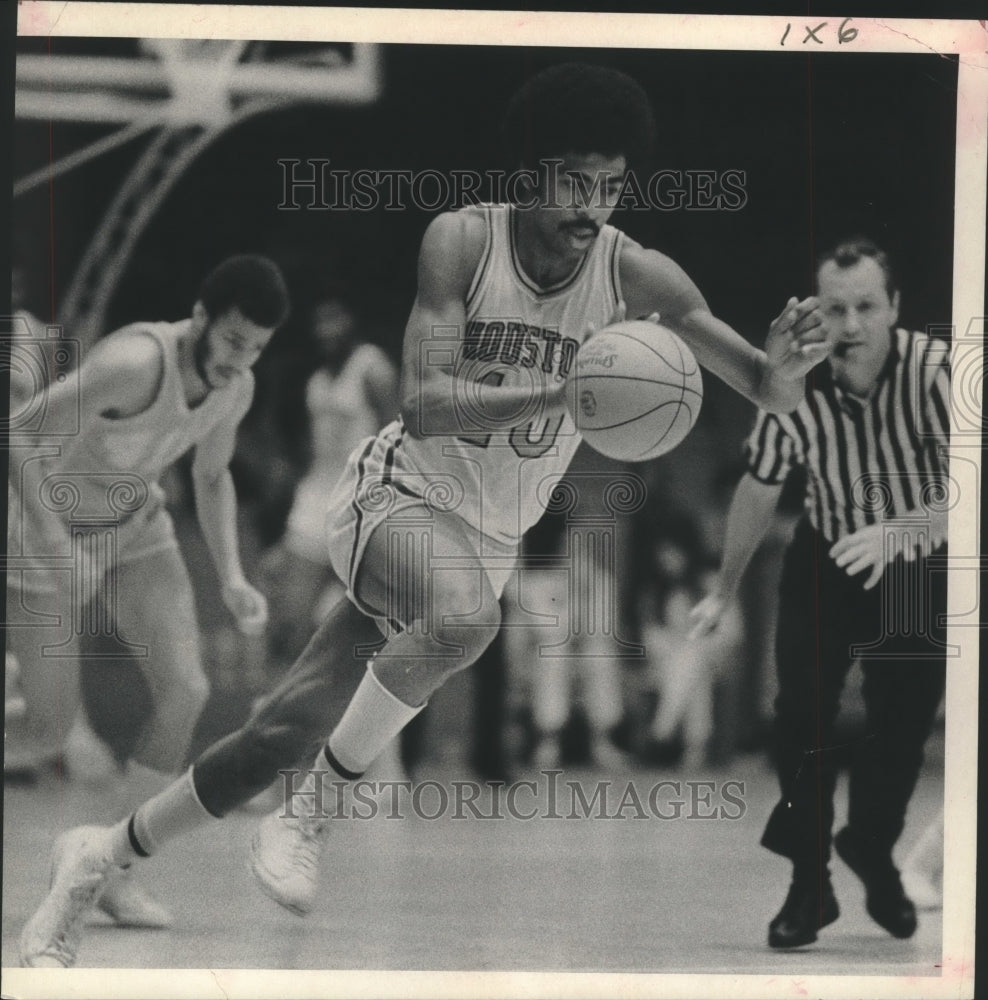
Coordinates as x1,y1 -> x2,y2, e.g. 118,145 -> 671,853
20,826 -> 116,967
249,772 -> 332,916
96,866 -> 173,928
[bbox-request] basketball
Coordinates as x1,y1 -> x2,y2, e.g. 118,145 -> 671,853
565,321 -> 703,462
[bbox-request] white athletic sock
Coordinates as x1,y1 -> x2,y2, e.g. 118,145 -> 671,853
324,662 -> 425,777
108,767 -> 215,863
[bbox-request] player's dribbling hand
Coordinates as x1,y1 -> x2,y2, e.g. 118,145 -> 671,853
559,301 -> 638,405
688,592 -> 727,640
765,296 -> 831,380
222,578 -> 269,635
608,299 -> 628,328
578,299 -> 628,344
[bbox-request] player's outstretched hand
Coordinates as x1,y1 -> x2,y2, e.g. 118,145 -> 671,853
765,296 -> 830,381
688,591 -> 727,640
222,578 -> 269,635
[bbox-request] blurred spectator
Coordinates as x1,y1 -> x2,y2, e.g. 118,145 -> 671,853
638,516 -> 743,769
504,509 -> 629,773
259,297 -> 398,673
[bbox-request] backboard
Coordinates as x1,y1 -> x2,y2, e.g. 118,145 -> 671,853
13,31 -> 383,342
15,36 -> 383,124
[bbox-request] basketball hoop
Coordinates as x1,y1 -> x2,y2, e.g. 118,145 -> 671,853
141,39 -> 248,127
13,35 -> 383,339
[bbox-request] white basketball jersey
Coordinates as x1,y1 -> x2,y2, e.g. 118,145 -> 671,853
14,321 -> 252,560
64,321 -> 253,479
286,343 -> 390,559
396,203 -> 624,543
307,343 -> 388,471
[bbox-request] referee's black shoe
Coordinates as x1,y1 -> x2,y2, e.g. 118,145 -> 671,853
834,826 -> 918,939
768,873 -> 840,948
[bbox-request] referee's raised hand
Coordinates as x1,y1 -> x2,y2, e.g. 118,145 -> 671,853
765,296 -> 831,380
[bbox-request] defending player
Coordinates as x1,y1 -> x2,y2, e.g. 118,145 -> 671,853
20,64 -> 830,967
9,255 -> 288,932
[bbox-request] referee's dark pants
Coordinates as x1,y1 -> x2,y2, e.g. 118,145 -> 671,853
761,518 -> 947,870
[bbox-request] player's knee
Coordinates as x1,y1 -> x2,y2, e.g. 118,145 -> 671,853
407,623 -> 499,693
432,605 -> 501,672
388,575 -> 501,679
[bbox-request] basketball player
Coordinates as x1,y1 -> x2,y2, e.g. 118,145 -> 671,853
20,64 -> 830,967
264,296 -> 397,671
690,237 -> 949,947
9,255 -> 288,935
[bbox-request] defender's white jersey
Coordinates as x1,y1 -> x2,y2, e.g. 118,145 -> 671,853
9,320 -> 252,564
382,203 -> 625,544
63,320 -> 253,480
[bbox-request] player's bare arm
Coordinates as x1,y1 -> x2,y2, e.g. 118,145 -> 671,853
619,244 -> 829,414
191,383 -> 268,633
400,212 -> 565,438
33,327 -> 166,436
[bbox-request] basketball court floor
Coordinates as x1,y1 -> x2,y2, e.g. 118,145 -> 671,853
2,749 -> 944,976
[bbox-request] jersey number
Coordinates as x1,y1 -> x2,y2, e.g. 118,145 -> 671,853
457,372 -> 564,458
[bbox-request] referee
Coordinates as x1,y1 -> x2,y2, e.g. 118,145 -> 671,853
691,237 -> 950,948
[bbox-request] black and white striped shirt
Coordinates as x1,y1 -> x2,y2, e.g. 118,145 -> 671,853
744,328 -> 951,543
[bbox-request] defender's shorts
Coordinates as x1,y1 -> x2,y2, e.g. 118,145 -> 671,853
6,478 -> 179,598
325,432 -> 518,632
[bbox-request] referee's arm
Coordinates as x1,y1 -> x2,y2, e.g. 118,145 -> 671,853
689,474 -> 784,639
691,406 -> 796,638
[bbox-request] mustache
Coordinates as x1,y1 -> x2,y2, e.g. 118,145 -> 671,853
562,220 -> 600,235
